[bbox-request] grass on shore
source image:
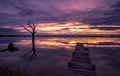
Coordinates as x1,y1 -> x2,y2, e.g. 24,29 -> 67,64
0,64 -> 27,76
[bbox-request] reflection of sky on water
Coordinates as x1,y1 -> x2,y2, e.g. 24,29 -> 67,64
90,47 -> 120,76
15,37 -> 120,49
0,37 -> 120,76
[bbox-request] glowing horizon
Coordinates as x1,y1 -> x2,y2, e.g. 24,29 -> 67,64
10,22 -> 120,35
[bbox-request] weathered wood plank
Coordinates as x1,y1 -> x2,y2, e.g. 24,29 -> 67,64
68,43 -> 96,76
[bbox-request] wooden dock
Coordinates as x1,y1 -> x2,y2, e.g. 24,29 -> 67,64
68,43 -> 96,76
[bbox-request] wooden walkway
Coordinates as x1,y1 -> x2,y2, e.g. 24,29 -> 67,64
68,43 -> 96,76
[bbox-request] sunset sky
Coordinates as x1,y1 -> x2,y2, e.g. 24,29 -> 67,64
0,0 -> 120,35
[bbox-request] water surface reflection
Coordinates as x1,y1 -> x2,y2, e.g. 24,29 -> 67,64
0,37 -> 120,76
16,37 -> 120,49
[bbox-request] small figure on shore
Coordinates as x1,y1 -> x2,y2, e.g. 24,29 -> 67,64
8,43 -> 18,52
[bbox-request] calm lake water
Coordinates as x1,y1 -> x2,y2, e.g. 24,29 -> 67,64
0,37 -> 120,76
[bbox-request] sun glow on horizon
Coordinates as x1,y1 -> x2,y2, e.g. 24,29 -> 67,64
3,21 -> 120,35
34,22 -> 120,35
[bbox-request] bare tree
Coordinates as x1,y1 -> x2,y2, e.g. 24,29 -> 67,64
21,21 -> 37,61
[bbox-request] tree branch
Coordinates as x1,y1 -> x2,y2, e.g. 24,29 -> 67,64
20,25 -> 32,33
28,20 -> 33,29
32,23 -> 35,29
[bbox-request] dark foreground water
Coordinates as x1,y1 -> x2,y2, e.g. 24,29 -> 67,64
0,37 -> 120,76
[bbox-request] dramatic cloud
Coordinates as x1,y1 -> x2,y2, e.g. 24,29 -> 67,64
0,28 -> 21,34
0,0 -> 120,25
82,1 -> 120,25
89,26 -> 120,31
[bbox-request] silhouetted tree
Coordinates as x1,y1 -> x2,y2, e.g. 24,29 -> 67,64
21,21 -> 37,61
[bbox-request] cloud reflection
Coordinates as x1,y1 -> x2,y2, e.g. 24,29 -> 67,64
15,37 -> 120,50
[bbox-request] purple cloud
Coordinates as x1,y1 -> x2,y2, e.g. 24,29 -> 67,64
0,0 -> 120,25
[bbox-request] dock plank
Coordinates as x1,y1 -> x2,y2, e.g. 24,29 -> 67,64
68,43 -> 96,76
